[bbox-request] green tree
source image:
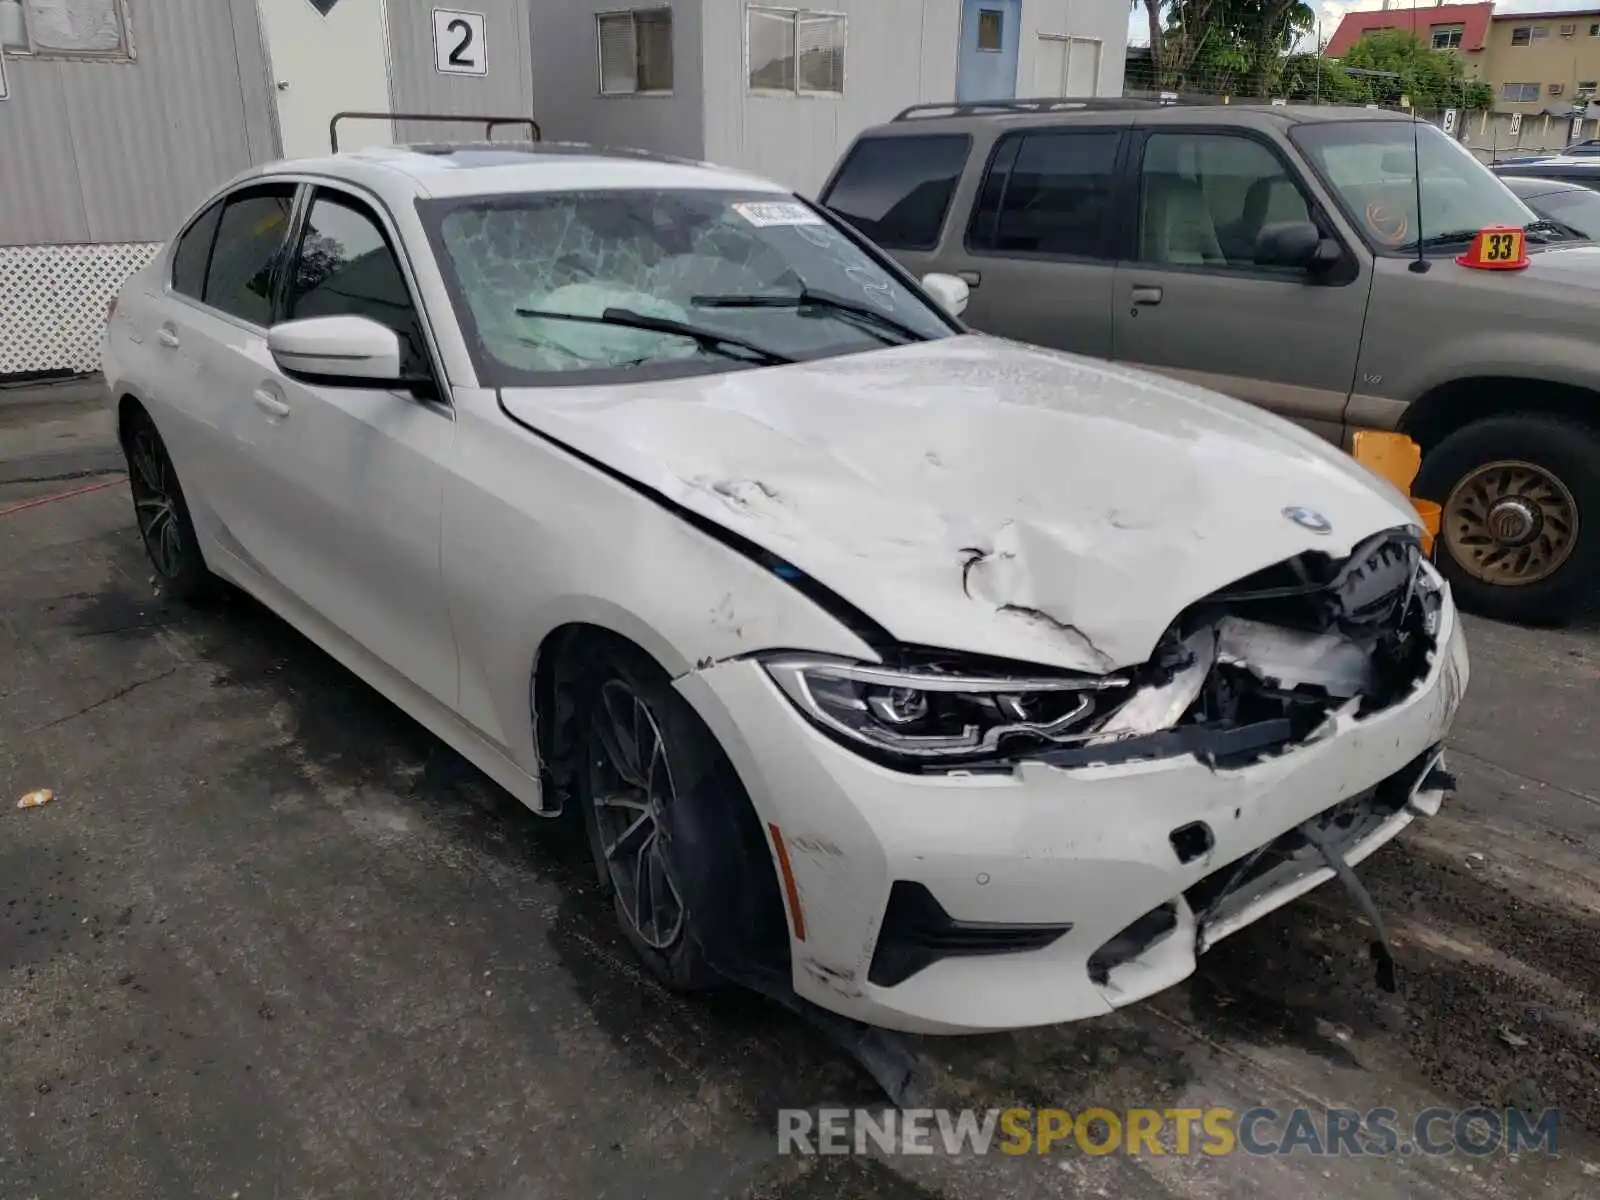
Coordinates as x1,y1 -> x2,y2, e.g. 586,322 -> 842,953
1147,0 -> 1315,96
1279,50 -> 1367,104
1337,29 -> 1492,110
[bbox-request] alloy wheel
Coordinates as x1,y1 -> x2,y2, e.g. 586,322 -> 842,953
1443,459 -> 1579,587
128,427 -> 185,578
588,679 -> 686,950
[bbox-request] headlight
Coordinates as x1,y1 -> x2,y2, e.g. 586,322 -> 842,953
762,655 -> 1130,761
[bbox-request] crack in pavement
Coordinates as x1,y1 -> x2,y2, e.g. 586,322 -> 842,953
1447,742 -> 1600,808
27,663 -> 191,733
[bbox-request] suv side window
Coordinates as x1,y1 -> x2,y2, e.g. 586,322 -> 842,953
202,184 -> 299,325
1137,131 -> 1312,268
822,135 -> 971,250
284,189 -> 429,376
967,130 -> 1121,258
171,200 -> 224,301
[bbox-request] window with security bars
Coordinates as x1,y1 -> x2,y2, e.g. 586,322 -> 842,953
748,6 -> 846,96
1502,81 -> 1541,102
1430,26 -> 1462,50
597,8 -> 674,95
0,0 -> 131,58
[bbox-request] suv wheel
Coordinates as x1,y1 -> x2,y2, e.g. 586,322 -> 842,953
1416,414 -> 1598,624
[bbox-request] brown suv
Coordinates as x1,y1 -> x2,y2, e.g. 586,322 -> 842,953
819,100 -> 1599,624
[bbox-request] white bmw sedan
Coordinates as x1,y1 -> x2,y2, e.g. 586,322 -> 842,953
103,143 -> 1468,1035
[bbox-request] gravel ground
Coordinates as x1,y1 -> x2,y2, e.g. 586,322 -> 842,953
3,387 -> 1599,1199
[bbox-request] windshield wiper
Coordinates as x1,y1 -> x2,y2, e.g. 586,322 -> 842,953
1405,229 -> 1483,251
690,288 -> 928,344
513,306 -> 795,366
1525,218 -> 1583,244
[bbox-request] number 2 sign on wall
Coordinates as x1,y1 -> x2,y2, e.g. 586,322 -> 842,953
433,8 -> 487,76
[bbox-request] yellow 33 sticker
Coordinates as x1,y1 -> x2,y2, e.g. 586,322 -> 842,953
1482,229 -> 1523,262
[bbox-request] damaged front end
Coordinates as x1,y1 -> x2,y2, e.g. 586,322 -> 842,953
761,526 -> 1446,774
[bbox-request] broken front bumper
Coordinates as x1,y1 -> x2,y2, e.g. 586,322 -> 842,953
676,591 -> 1468,1036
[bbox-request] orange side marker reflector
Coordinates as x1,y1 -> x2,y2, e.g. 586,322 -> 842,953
768,823 -> 807,942
1456,225 -> 1528,270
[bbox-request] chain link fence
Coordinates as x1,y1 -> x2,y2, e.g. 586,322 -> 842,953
1123,53 -> 1600,163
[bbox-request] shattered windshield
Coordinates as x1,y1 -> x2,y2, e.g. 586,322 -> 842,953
1291,121 -> 1536,254
423,189 -> 956,385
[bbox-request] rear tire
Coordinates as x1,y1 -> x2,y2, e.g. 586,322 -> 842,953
121,408 -> 217,603
1415,414 -> 1599,624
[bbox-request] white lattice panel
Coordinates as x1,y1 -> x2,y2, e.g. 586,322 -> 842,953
0,242 -> 162,376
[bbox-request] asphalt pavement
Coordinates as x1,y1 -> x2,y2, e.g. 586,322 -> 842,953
2,382 -> 1598,1199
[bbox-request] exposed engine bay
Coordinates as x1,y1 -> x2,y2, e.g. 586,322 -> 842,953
764,527 -> 1443,773
1063,524 -> 1443,769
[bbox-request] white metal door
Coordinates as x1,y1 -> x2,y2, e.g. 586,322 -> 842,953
1032,35 -> 1101,98
257,0 -> 393,158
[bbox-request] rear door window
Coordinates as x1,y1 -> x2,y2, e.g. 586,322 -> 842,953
822,134 -> 972,250
202,183 -> 299,326
170,201 -> 224,301
968,130 -> 1122,259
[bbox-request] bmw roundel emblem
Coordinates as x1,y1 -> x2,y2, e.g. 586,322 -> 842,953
1283,506 -> 1333,534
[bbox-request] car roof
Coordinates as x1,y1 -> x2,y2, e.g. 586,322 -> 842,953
253,141 -> 789,200
858,100 -> 1411,139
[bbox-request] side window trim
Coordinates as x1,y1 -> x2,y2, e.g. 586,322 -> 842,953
282,177 -> 451,402
271,183 -> 317,325
962,126 -> 1128,264
963,132 -> 1022,252
1125,124 -> 1351,281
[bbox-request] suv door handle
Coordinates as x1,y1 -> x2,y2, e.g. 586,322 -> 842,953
956,270 -> 982,288
1130,286 -> 1164,306
253,388 -> 290,419
157,326 -> 180,349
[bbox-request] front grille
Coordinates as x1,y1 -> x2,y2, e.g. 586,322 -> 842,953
1184,745 -> 1440,919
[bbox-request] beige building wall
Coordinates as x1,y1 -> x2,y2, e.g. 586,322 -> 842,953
1481,13 -> 1600,113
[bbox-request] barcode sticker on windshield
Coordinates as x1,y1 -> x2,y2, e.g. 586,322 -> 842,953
732,201 -> 824,227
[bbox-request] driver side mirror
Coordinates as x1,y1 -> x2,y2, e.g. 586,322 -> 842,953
1253,221 -> 1340,271
920,272 -> 970,318
268,315 -> 403,386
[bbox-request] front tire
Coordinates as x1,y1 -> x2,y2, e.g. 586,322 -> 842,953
575,646 -> 726,991
121,408 -> 216,602
1415,414 -> 1599,624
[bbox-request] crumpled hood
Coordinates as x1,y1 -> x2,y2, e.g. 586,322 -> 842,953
502,336 -> 1418,672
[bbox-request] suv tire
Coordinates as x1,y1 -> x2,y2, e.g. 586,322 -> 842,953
1416,414 -> 1599,624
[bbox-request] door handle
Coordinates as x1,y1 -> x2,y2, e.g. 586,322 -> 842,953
253,388 -> 290,419
957,270 -> 982,288
157,326 -> 180,349
1130,286 -> 1164,306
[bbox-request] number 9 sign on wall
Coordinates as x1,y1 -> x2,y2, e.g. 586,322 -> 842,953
433,8 -> 487,75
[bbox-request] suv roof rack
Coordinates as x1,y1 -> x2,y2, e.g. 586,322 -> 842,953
329,111 -> 542,153
891,97 -> 1171,121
